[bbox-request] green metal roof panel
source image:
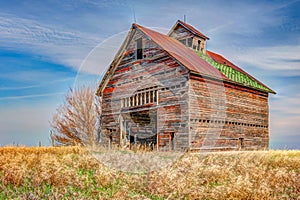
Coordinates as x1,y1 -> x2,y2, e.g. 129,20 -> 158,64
195,51 -> 272,93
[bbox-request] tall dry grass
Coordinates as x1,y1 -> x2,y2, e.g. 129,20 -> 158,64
0,147 -> 299,199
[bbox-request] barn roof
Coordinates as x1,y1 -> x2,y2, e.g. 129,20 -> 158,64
134,23 -> 275,94
168,20 -> 210,40
133,23 -> 226,80
97,22 -> 275,95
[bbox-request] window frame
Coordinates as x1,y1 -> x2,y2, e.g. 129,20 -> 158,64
135,37 -> 143,60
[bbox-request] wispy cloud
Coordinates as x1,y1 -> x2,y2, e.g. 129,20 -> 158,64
80,0 -> 127,8
271,94 -> 300,115
0,77 -> 74,90
0,92 -> 64,101
233,45 -> 300,72
269,91 -> 300,145
0,13 -> 102,72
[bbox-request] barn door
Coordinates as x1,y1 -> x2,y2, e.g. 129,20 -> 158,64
238,138 -> 244,150
158,131 -> 175,151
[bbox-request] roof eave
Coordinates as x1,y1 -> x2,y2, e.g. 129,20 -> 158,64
205,51 -> 276,94
177,20 -> 210,40
96,26 -> 135,96
167,20 -> 210,40
190,70 -> 276,94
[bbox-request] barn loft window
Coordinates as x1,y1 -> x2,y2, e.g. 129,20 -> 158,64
197,40 -> 201,51
122,87 -> 158,108
136,38 -> 143,60
179,38 -> 193,48
187,38 -> 193,47
179,39 -> 186,45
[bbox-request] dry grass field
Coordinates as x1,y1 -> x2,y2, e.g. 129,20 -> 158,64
0,147 -> 299,199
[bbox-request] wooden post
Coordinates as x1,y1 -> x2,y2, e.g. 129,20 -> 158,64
152,90 -> 155,102
139,93 -> 142,105
169,133 -> 171,151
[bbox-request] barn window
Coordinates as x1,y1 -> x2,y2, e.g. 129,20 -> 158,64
197,40 -> 201,51
136,38 -> 143,60
238,138 -> 244,150
179,39 -> 186,45
187,38 -> 193,47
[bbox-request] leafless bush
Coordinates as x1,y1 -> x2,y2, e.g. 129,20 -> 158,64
50,85 -> 101,147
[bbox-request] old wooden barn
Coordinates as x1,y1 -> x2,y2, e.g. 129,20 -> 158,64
97,20 -> 275,151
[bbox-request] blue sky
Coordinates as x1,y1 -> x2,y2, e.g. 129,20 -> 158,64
0,0 -> 299,148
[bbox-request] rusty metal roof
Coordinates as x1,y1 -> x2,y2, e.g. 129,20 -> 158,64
133,23 -> 227,80
98,22 -> 275,95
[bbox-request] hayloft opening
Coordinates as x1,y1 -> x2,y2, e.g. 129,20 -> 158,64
130,110 -> 151,126
121,109 -> 157,146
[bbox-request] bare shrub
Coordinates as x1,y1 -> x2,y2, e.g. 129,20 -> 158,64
50,85 -> 101,147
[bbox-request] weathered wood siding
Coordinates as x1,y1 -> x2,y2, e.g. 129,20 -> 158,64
189,75 -> 269,150
101,28 -> 190,150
